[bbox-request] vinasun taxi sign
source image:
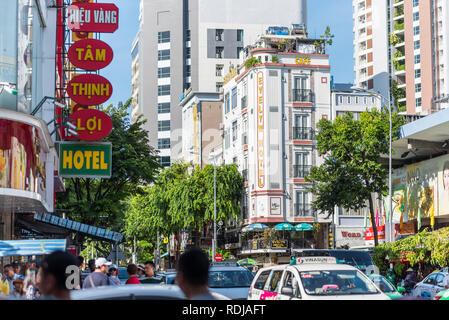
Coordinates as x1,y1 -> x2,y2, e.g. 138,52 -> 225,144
66,109 -> 113,141
296,257 -> 337,264
68,39 -> 113,71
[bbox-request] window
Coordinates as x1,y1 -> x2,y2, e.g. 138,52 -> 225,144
216,47 -> 224,59
216,64 -> 224,77
158,85 -> 170,96
225,93 -> 230,113
158,67 -> 170,78
282,271 -> 299,298
158,31 -> 170,43
186,47 -> 191,59
295,191 -> 310,217
231,87 -> 237,109
413,12 -> 419,21
416,97 -> 422,107
216,82 -> 223,92
158,138 -> 170,149
185,65 -> 191,77
216,29 -> 224,41
237,29 -> 244,42
184,82 -> 191,90
264,270 -> 283,293
414,54 -> 421,64
232,120 -> 238,141
160,156 -> 171,167
158,49 -> 170,61
158,103 -> 170,114
158,120 -> 170,131
415,69 -> 421,78
254,270 -> 271,290
294,153 -> 310,177
237,47 -> 243,59
414,26 -> 420,36
415,83 -> 421,93
413,0 -> 419,7
224,128 -> 230,149
414,40 -> 420,50
185,29 -> 191,42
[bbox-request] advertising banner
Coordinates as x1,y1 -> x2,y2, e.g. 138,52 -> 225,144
0,239 -> 67,257
392,167 -> 407,224
59,142 -> 112,178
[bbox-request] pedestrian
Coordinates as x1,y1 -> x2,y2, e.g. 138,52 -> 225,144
289,256 -> 297,265
23,268 -> 38,300
83,258 -> 112,289
2,264 -> 15,295
125,264 -> 140,284
75,256 -> 85,289
108,265 -> 121,286
175,246 -> 219,300
38,251 -> 79,300
404,268 -> 418,293
12,261 -> 25,280
11,279 -> 24,298
140,261 -> 162,284
137,264 -> 145,278
87,259 -> 96,272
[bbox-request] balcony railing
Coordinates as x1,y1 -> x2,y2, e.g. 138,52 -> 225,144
294,204 -> 314,217
241,96 -> 248,109
241,239 -> 289,251
293,165 -> 312,178
293,127 -> 314,140
292,89 -> 313,103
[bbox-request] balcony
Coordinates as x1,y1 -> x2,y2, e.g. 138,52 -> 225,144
293,165 -> 312,178
293,127 -> 314,140
217,236 -> 240,250
241,96 -> 248,109
241,239 -> 289,252
242,169 -> 248,182
294,204 -> 314,217
292,89 -> 314,103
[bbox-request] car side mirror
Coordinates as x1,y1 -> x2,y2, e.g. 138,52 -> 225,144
281,287 -> 293,296
397,286 -> 405,293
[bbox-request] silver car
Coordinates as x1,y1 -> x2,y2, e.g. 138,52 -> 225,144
208,265 -> 254,300
412,272 -> 449,300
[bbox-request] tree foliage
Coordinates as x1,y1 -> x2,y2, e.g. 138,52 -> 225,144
56,99 -> 160,231
306,109 -> 406,246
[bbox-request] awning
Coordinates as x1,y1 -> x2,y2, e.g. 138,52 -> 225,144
34,212 -> 124,243
16,217 -> 69,238
0,239 -> 67,257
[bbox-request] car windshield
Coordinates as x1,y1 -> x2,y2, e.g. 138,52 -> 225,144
328,251 -> 374,271
369,276 -> 396,293
208,270 -> 254,288
299,270 -> 379,296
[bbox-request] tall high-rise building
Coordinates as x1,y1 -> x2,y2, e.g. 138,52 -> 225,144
353,0 -> 449,115
134,0 -> 308,167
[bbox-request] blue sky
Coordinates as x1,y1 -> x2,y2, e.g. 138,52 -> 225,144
103,0 -> 354,107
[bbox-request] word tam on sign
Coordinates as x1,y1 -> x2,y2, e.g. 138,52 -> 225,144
68,39 -> 113,71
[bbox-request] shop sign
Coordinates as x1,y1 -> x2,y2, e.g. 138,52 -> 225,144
365,225 -> 385,241
295,56 -> 311,65
67,74 -> 113,106
59,142 -> 112,178
68,39 -> 114,71
271,240 -> 287,249
67,3 -> 119,33
256,71 -> 265,188
66,109 -> 113,141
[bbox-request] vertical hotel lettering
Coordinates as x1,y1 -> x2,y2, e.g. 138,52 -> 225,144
257,71 -> 265,188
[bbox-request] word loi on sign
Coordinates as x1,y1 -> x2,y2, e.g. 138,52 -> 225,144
59,142 -> 112,178
68,39 -> 113,71
68,3 -> 119,33
66,109 -> 113,141
67,74 -> 113,106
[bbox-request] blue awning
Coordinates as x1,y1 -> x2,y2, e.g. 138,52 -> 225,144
34,212 -> 124,243
0,239 -> 67,257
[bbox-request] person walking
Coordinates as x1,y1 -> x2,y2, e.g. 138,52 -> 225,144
404,268 -> 418,294
175,246 -> 218,300
83,258 -> 112,289
2,265 -> 15,295
125,264 -> 140,284
12,262 -> 25,280
38,251 -> 79,300
140,261 -> 162,284
108,265 -> 121,286
23,268 -> 38,300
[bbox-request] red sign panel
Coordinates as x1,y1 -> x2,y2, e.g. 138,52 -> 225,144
365,225 -> 385,241
68,3 -> 119,33
66,109 -> 113,141
214,254 -> 223,262
67,74 -> 113,106
68,39 -> 113,71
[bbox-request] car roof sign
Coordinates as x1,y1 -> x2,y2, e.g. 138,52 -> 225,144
296,256 -> 337,264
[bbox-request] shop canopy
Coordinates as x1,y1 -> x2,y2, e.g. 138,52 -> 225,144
33,212 -> 124,243
0,239 -> 67,257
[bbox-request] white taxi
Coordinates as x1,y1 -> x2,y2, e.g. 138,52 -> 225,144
247,257 -> 390,300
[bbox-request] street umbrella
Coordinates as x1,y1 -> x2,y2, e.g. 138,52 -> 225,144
237,258 -> 258,266
295,223 -> 315,248
274,223 -> 294,239
245,223 -> 269,232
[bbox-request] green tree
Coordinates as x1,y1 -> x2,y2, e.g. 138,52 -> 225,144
314,26 -> 335,54
56,99 -> 160,233
306,109 -> 406,246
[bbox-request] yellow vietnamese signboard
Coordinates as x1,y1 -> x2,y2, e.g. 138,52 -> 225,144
295,56 -> 311,65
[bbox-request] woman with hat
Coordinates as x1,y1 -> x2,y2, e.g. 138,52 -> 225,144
404,268 -> 418,294
108,265 -> 121,286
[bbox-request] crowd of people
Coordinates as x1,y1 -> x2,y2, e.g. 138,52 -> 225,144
0,246 -> 218,300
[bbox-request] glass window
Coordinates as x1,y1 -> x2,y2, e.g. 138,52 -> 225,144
225,93 -> 230,113
158,138 -> 170,149
158,31 -> 170,43
158,85 -> 170,96
282,271 -> 299,297
185,65 -> 191,77
415,69 -> 421,78
158,49 -> 170,61
415,83 -> 421,93
366,276 -> 396,294
158,120 -> 170,131
237,29 -> 244,42
237,47 -> 243,59
158,67 -> 170,78
208,270 -> 253,288
216,47 -> 224,59
254,270 -> 271,290
216,29 -> 224,41
216,82 -> 223,92
186,47 -> 191,59
264,270 -> 283,293
232,120 -> 238,141
160,156 -> 171,167
158,103 -> 170,114
416,97 -> 422,107
413,12 -> 419,21
225,128 -> 230,149
231,87 -> 237,109
185,29 -> 191,41
414,55 -> 421,64
414,40 -> 420,50
216,65 -> 224,76
414,26 -> 420,36
413,0 -> 419,7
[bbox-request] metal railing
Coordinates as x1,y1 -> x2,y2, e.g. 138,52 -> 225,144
293,127 -> 314,140
293,165 -> 312,178
294,204 -> 314,217
292,89 -> 314,103
241,239 -> 289,251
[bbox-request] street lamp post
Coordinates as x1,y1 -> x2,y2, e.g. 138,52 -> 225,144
350,86 -> 394,243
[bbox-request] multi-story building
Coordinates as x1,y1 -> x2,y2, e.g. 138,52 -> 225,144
134,0 -> 308,167
353,0 -> 449,115
221,31 -> 332,263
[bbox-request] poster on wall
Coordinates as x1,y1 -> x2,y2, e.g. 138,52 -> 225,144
270,197 -> 281,215
392,167 -> 407,224
438,155 -> 449,216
